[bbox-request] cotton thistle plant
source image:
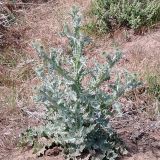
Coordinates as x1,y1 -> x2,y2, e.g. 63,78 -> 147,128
20,7 -> 140,160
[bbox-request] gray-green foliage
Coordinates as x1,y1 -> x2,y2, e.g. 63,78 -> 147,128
0,1 -> 15,27
88,0 -> 160,33
20,7 -> 140,160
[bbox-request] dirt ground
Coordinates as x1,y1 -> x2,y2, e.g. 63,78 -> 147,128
0,0 -> 160,160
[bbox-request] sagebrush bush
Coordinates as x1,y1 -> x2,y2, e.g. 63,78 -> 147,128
0,1 -> 16,49
87,0 -> 160,33
0,1 -> 15,27
20,7 -> 140,160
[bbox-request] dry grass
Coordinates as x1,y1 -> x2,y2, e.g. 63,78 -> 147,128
91,27 -> 160,117
123,31 -> 160,73
22,0 -> 91,57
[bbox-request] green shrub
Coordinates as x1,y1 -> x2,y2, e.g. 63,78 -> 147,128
0,1 -> 15,27
20,7 -> 140,159
87,0 -> 160,33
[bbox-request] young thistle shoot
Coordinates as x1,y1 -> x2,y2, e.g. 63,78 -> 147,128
21,7 -> 140,160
